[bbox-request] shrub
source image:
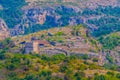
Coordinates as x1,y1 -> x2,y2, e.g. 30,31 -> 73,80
116,73 -> 120,79
81,54 -> 89,60
6,64 -> 17,70
60,65 -> 68,72
92,58 -> 99,62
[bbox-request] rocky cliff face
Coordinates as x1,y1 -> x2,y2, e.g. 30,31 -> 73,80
9,0 -> 120,36
10,5 -> 84,36
23,5 -> 83,25
0,19 -> 10,40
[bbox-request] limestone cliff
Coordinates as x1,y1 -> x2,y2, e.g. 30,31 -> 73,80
0,19 -> 10,40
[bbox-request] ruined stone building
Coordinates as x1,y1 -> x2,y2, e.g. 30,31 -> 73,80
24,40 -> 51,53
24,42 -> 34,53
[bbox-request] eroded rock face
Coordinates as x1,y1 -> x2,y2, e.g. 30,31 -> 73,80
0,19 -> 10,40
8,0 -> 120,36
22,5 -> 83,29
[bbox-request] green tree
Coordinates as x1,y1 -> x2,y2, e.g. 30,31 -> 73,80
116,73 -> 120,79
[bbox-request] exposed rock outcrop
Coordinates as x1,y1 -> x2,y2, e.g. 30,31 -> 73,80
7,0 -> 120,36
0,19 -> 10,40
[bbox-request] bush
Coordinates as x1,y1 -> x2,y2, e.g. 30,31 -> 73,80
92,58 -> 99,62
81,54 -> 89,60
0,53 -> 5,60
24,74 -> 35,80
98,33 -> 120,49
94,75 -> 106,80
60,65 -> 68,72
107,71 -> 114,76
55,31 -> 65,36
116,73 -> 120,79
8,72 -> 17,78
6,64 -> 17,70
39,70 -> 52,77
106,53 -> 114,63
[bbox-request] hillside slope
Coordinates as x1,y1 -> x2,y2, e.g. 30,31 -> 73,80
12,25 -> 100,54
0,25 -> 119,80
8,25 -> 119,66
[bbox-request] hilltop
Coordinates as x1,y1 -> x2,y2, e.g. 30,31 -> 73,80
0,24 -> 118,66
12,25 -> 100,54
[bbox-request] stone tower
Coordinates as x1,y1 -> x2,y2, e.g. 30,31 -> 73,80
33,41 -> 39,53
